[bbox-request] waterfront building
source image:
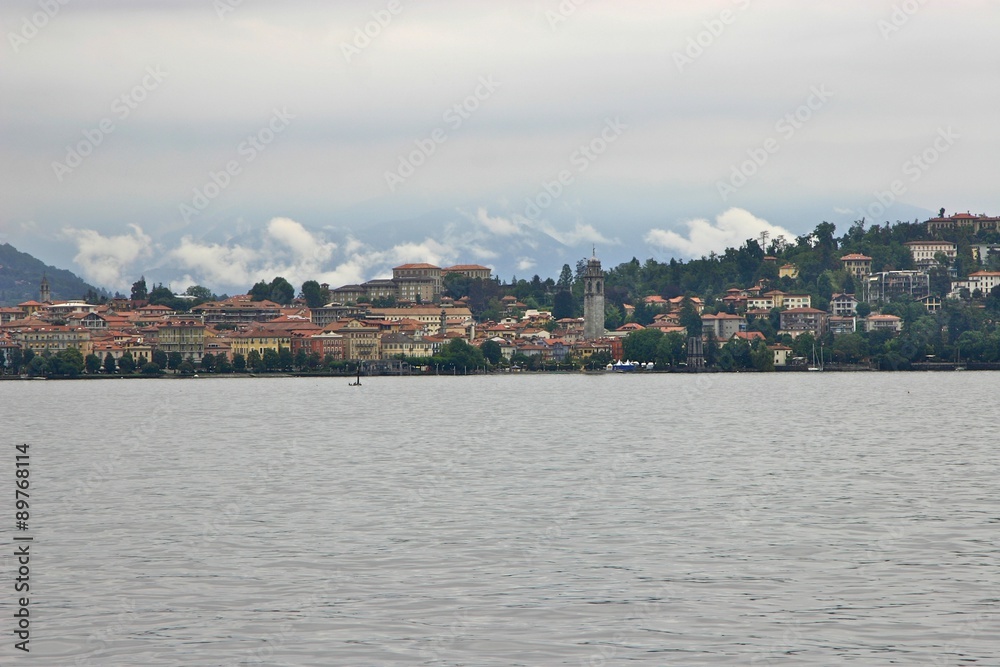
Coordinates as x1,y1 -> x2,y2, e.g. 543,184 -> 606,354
156,320 -> 206,362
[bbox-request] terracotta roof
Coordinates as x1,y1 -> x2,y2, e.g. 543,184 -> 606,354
840,253 -> 873,261
394,263 -> 441,270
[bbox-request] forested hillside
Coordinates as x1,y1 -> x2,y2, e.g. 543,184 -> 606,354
0,244 -> 105,306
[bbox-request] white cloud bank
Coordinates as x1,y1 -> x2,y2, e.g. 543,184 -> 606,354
168,217 -> 456,291
62,224 -> 153,289
645,208 -> 794,258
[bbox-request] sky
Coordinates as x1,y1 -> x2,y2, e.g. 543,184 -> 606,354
2,0 -> 998,295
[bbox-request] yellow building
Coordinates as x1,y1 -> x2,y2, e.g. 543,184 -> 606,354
14,325 -> 93,357
840,253 -> 873,280
779,264 -> 799,279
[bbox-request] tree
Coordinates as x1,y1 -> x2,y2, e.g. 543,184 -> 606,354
152,349 -> 168,369
293,349 -> 308,371
47,347 -> 85,377
9,348 -> 24,375
131,276 -> 148,301
177,360 -> 196,375
248,350 -> 264,372
552,290 -> 574,320
201,352 -> 216,372
855,302 -> 872,319
233,353 -> 247,372
185,285 -> 214,302
141,362 -> 162,376
27,356 -> 48,376
103,352 -> 116,374
249,280 -> 271,302
986,285 -> 1000,314
480,340 -> 502,366
655,332 -> 685,368
433,338 -> 485,371
306,352 -> 322,371
301,280 -> 325,308
148,284 -> 187,311
278,347 -> 294,371
622,328 -> 663,363
167,351 -> 183,370
832,333 -> 866,363
584,350 -> 613,370
680,299 -> 702,340
263,348 -> 280,371
85,353 -> 102,374
751,341 -> 774,371
557,264 -> 574,290
119,352 -> 136,374
270,277 -> 295,305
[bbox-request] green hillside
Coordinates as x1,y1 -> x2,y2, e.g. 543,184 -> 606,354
0,243 -> 106,306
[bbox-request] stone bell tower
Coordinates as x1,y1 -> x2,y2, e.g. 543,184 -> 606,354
583,249 -> 605,340
40,275 -> 51,303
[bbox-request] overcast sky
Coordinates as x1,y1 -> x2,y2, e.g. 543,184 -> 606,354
2,0 -> 998,293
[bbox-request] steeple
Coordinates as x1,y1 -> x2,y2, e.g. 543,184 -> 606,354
583,252 -> 605,340
40,274 -> 51,303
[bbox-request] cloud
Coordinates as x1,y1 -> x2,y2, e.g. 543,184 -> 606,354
474,207 -> 526,236
267,217 -> 337,264
645,208 -> 794,258
516,257 -> 536,272
169,236 -> 261,287
62,224 -> 153,289
538,221 -> 615,247
166,217 -> 458,292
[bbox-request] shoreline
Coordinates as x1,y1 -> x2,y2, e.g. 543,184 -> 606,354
1,365 -> 995,381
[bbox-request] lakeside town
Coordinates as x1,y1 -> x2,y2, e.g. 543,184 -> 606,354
2,211 -> 1000,377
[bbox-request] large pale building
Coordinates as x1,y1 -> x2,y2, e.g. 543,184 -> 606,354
840,253 -> 873,280
904,241 -> 956,271
392,264 -> 443,303
582,253 -> 605,340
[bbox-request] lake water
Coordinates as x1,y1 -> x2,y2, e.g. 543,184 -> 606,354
3,372 -> 998,665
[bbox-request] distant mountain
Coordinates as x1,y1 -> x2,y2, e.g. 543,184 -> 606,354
0,243 -> 107,306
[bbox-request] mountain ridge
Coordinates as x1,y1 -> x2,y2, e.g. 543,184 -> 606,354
0,243 -> 106,307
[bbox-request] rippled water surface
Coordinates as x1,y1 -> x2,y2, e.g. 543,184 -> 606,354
3,372 -> 998,665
